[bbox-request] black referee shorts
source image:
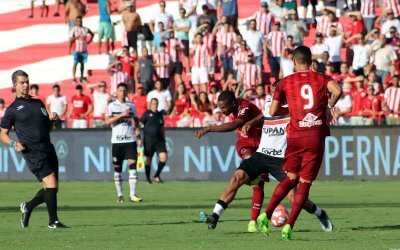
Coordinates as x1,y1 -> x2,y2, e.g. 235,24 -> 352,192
112,142 -> 138,166
238,152 -> 286,183
143,136 -> 167,157
22,143 -> 59,182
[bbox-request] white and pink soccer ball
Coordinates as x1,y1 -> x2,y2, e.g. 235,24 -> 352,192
271,205 -> 289,227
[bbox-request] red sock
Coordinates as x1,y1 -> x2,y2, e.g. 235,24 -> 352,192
287,182 -> 311,228
250,185 -> 264,220
266,177 -> 298,219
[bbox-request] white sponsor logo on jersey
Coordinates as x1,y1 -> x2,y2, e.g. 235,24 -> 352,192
299,113 -> 322,128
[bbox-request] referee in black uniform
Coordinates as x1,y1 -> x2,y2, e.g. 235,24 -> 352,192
140,98 -> 168,183
0,70 -> 67,229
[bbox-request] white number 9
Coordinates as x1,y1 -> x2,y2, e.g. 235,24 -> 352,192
301,84 -> 314,110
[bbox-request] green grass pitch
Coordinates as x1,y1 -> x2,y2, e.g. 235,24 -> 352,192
0,180 -> 399,249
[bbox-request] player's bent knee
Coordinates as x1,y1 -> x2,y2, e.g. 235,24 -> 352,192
299,177 -> 312,184
234,170 -> 249,184
287,172 -> 299,181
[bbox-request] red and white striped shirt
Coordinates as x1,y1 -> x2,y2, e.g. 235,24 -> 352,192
233,48 -> 249,70
192,44 -> 209,68
266,31 -> 286,57
384,86 -> 400,112
69,26 -> 90,52
239,63 -> 261,88
317,16 -> 344,37
166,38 -> 184,63
384,0 -> 400,18
217,31 -> 236,56
110,70 -> 129,94
252,96 -> 265,112
361,0 -> 375,17
253,11 -> 275,36
153,51 -> 171,78
203,33 -> 215,55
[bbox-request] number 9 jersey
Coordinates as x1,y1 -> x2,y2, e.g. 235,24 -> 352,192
273,70 -> 332,138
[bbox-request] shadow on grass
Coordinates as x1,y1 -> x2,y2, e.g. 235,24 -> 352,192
351,225 -> 400,231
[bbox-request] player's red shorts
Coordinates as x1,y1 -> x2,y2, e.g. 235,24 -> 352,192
282,136 -> 326,182
236,137 -> 260,160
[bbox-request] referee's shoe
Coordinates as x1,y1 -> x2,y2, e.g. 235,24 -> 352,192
20,202 -> 31,228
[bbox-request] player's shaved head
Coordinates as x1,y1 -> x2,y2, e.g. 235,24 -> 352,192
218,90 -> 236,103
293,46 -> 312,66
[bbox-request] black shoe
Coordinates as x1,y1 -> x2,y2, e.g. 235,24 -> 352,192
147,178 -> 152,184
20,202 -> 32,228
53,12 -> 60,17
153,176 -> 164,183
199,212 -> 219,230
48,221 -> 68,229
317,210 -> 333,232
80,77 -> 88,83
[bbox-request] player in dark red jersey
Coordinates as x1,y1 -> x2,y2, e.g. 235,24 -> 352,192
257,46 -> 342,240
195,90 -> 266,232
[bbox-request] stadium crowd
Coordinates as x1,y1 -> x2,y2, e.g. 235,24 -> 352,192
2,0 -> 400,128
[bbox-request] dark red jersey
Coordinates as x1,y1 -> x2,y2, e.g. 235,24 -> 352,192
232,98 -> 262,142
273,70 -> 331,138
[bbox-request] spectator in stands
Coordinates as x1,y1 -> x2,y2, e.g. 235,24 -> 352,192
383,75 -> 400,125
383,64 -> 398,89
169,83 -> 191,127
86,81 -> 111,128
208,82 -> 221,109
337,62 -> 357,95
187,89 -> 200,116
198,24 -> 216,81
360,84 -> 383,124
69,16 -> 94,84
208,108 -> 224,126
283,0 -> 297,12
98,0 -> 114,54
388,27 -> 400,59
107,61 -> 129,95
253,2 -> 275,37
46,84 -> 67,129
283,13 -> 308,46
29,0 -> 49,18
135,47 -> 158,94
269,0 -> 292,24
360,0 -> 376,33
326,9 -> 344,36
300,0 -> 317,22
65,0 -> 87,31
122,2 -> 142,51
153,42 -> 171,89
217,0 -> 238,27
128,84 -> 147,119
149,1 -> 174,35
191,33 -> 210,94
29,84 -> 46,103
146,80 -> 172,114
198,4 -> 217,29
370,34 -> 398,81
69,84 -> 93,128
242,87 -> 254,100
351,78 -> 368,125
266,21 -> 286,78
345,12 -> 365,46
244,19 -> 265,71
253,84 -> 266,113
115,46 -> 137,87
179,0 -> 198,47
379,11 -> 400,38
198,92 -> 212,116
174,8 -> 192,72
238,53 -> 262,90
382,0 -> 400,20
233,39 -> 250,80
165,30 -> 185,88
333,93 -> 353,125
347,34 -> 371,76
0,98 -> 6,123
311,32 -> 329,63
152,22 -> 168,54
324,25 -> 344,72
279,48 -> 294,78
216,22 -> 235,80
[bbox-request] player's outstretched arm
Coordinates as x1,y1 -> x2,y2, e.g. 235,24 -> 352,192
195,119 -> 245,138
241,113 -> 263,136
327,80 -> 342,108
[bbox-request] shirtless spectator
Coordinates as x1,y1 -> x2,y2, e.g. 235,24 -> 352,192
86,81 -> 111,128
69,84 -> 93,129
30,84 -> 46,103
29,0 -> 49,18
46,84 -> 68,129
65,0 -> 87,31
122,2 -> 142,51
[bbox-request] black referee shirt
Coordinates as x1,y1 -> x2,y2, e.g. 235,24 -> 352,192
140,110 -> 164,138
0,97 -> 51,144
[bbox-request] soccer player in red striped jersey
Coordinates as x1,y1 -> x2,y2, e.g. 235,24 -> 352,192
196,90 -> 267,233
69,16 -> 94,84
153,42 -> 171,89
257,46 -> 342,240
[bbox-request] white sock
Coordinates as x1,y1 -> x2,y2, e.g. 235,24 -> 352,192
114,172 -> 123,197
129,169 -> 138,198
314,206 -> 322,216
212,203 -> 225,217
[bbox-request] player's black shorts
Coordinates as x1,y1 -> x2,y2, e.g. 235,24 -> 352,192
22,142 -> 59,182
112,142 -> 137,166
238,152 -> 286,183
170,62 -> 183,75
144,136 -> 167,157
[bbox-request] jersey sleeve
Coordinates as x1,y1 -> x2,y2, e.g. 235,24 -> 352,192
0,108 -> 15,130
86,96 -> 93,105
273,80 -> 286,102
106,103 -> 113,117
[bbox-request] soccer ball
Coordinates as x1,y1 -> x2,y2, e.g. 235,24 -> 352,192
270,205 -> 289,227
